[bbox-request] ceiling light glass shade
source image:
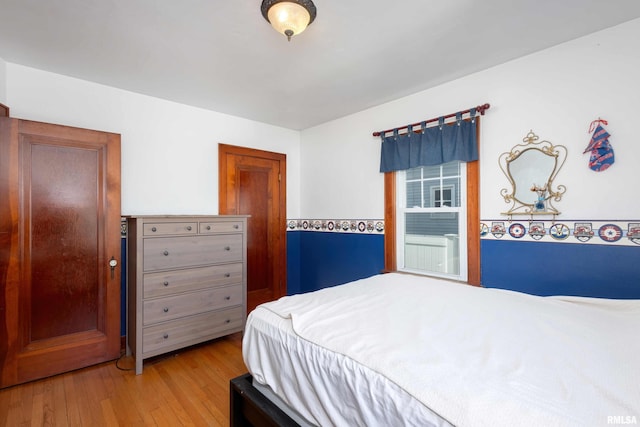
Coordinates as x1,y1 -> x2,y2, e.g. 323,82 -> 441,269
261,0 -> 317,41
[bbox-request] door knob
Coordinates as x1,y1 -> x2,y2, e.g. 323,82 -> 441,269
109,257 -> 118,279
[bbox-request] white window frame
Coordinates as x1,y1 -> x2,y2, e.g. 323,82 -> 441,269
430,184 -> 455,218
431,185 -> 454,207
396,162 -> 468,281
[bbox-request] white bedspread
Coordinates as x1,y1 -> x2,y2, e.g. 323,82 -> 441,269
256,273 -> 640,426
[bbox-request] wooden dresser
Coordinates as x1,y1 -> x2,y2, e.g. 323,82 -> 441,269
126,215 -> 248,374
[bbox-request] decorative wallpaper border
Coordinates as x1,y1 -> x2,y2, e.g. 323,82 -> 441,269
481,219 -> 640,247
287,218 -> 640,246
287,219 -> 385,234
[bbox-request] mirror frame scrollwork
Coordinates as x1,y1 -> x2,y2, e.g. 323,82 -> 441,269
499,130 -> 567,217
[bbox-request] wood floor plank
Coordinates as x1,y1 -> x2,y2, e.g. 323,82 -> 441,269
0,387 -> 17,426
0,387 -> 7,426
149,365 -> 197,427
100,398 -> 120,426
74,367 -> 106,426
0,333 -> 246,426
29,392 -> 43,427
150,402 -> 183,427
44,377 -> 67,427
103,365 -> 145,426
62,373 -> 82,427
16,380 -> 35,424
156,365 -> 211,425
121,372 -> 162,425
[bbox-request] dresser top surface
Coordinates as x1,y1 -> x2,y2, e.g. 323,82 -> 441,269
125,215 -> 250,220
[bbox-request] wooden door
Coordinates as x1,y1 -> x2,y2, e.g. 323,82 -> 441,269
218,144 -> 286,313
0,118 -> 121,388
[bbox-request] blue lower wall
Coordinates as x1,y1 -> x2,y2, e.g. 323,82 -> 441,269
287,231 -> 384,294
121,237 -> 127,336
120,225 -> 638,333
286,231 -> 302,294
286,230 -> 639,299
481,239 -> 640,299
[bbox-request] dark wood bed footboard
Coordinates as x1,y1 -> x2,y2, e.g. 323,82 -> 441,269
230,373 -> 301,427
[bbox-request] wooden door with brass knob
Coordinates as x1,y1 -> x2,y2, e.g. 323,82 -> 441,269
0,117 -> 121,388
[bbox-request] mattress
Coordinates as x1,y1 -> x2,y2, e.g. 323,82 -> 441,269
243,297 -> 450,426
243,273 -> 640,426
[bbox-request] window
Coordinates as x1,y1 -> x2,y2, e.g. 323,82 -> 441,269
396,162 -> 467,280
381,119 -> 481,286
433,187 -> 453,207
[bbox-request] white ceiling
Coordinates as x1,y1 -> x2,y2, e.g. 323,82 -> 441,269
1,1 -> 640,130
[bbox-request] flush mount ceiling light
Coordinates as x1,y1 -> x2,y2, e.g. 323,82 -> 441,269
261,0 -> 317,41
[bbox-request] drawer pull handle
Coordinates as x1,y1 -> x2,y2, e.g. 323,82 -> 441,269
224,273 -> 231,278
225,319 -> 231,324
224,246 -> 231,251
233,224 -> 239,229
186,225 -> 192,231
206,225 -> 211,230
163,281 -> 169,287
163,250 -> 169,256
151,227 -> 157,232
225,296 -> 231,300
163,307 -> 169,313
163,333 -> 169,339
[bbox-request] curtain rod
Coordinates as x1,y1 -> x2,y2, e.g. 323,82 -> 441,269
372,103 -> 491,137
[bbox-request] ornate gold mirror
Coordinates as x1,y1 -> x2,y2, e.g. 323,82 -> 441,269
499,131 -> 567,216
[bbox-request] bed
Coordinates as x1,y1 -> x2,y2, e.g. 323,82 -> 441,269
231,273 -> 640,426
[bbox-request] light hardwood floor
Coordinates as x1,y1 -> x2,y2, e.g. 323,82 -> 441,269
0,333 -> 247,426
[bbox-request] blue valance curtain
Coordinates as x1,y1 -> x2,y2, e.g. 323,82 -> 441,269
379,109 -> 479,173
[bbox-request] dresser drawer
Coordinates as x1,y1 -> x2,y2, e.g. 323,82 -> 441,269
142,306 -> 244,354
143,234 -> 243,271
143,284 -> 242,325
199,221 -> 244,234
144,222 -> 198,236
143,263 -> 243,299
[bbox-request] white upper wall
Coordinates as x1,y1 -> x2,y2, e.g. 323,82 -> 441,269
4,18 -> 639,221
5,64 -> 301,217
300,18 -> 640,221
0,57 -> 6,104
